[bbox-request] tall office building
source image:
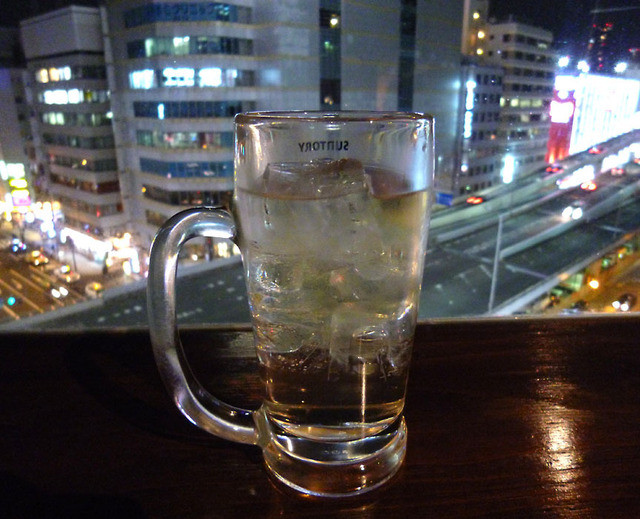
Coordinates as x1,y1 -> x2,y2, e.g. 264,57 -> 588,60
456,60 -> 504,196
411,1 -> 464,195
103,0 -> 464,250
457,0 -> 504,197
484,21 -> 555,179
20,6 -> 128,261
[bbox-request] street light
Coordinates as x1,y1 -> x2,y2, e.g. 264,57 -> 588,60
488,214 -> 504,313
577,60 -> 590,73
614,62 -> 628,74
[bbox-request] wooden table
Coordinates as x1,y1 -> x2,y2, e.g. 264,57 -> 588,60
1,316 -> 640,518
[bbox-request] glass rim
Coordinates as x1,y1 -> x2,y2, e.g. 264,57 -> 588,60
235,110 -> 433,124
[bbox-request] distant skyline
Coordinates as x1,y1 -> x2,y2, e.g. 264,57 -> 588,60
2,0 -> 639,61
489,0 -> 640,57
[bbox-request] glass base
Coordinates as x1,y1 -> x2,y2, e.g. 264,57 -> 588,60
259,414 -> 407,497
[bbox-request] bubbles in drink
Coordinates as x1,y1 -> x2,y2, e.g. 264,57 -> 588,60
234,158 -> 429,440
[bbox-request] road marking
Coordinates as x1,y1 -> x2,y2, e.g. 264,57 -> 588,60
0,275 -> 43,314
7,269 -> 47,313
0,305 -> 19,320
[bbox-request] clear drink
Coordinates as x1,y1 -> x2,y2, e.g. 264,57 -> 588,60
234,158 -> 429,441
149,111 -> 434,497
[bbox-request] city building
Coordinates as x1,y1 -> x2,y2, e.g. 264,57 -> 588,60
461,0 -> 489,57
484,20 -> 555,180
102,0 -> 465,251
547,73 -> 640,162
20,6 -> 129,263
410,1 -> 464,197
456,60 -> 504,195
0,27 -> 32,222
456,0 -> 505,197
10,1 -> 467,263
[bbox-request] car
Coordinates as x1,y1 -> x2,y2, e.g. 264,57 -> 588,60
85,281 -> 104,299
580,181 -> 597,191
56,265 -> 81,284
466,195 -> 484,205
611,167 -> 625,176
588,146 -> 602,154
545,164 -> 564,175
25,250 -> 49,267
612,293 -> 637,312
9,238 -> 27,254
562,201 -> 584,221
51,286 -> 70,299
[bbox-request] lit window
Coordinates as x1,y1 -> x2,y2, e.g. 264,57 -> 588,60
67,89 -> 82,104
37,68 -> 49,83
43,89 -> 68,104
130,69 -> 155,89
199,67 -> 223,87
162,67 -> 195,87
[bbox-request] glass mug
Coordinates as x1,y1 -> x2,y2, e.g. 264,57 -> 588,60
147,111 -> 434,497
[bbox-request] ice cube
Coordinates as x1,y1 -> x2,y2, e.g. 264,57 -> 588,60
252,254 -> 303,295
254,319 -> 322,354
263,158 -> 368,199
329,304 -> 390,374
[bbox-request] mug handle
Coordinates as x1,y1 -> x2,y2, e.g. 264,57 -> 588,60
147,207 -> 259,445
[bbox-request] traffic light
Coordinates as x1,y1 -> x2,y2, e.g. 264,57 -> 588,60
7,296 -> 16,306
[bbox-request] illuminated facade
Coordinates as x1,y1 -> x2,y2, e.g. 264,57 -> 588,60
20,6 -> 128,260
456,61 -> 504,195
457,1 -> 505,196
0,28 -> 32,219
484,22 -> 555,179
547,73 -> 640,160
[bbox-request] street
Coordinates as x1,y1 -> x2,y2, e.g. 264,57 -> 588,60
0,222 -> 139,325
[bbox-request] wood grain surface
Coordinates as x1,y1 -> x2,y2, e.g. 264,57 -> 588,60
1,316 -> 639,518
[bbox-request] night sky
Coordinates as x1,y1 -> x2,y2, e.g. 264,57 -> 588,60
2,0 -> 639,58
489,0 -> 640,55
0,0 -> 102,28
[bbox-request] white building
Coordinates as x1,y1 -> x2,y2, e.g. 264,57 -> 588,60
103,0 -> 464,250
20,6 -> 128,261
457,61 -> 504,195
484,21 -> 555,180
